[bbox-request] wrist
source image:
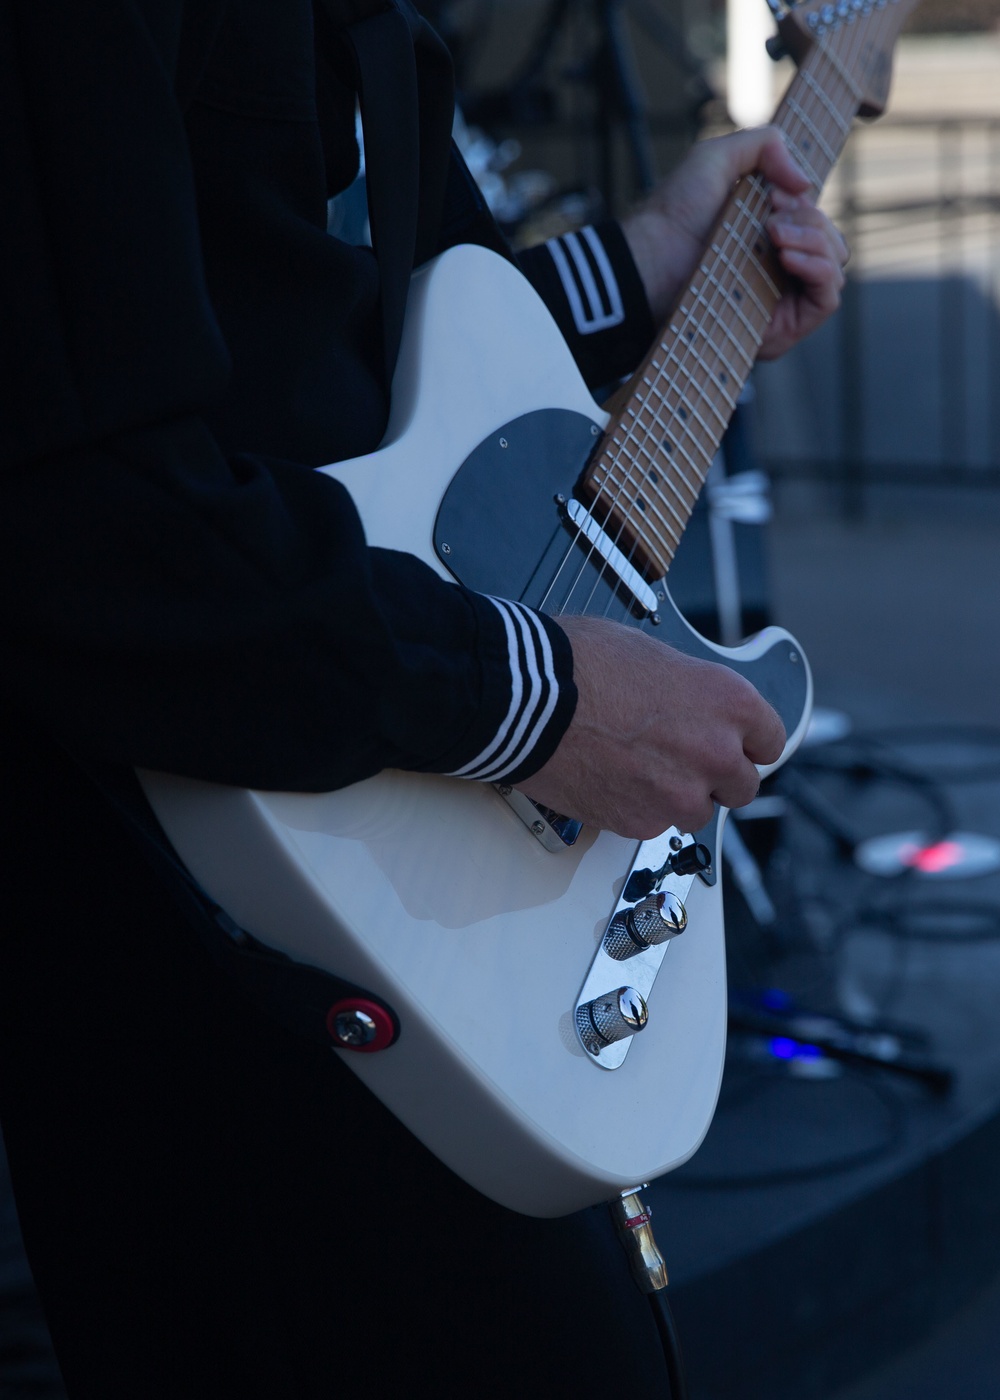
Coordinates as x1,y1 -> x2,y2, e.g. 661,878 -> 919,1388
621,208 -> 696,324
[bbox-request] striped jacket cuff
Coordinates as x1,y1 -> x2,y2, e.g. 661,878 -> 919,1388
517,219 -> 654,392
544,225 -> 626,336
443,597 -> 576,785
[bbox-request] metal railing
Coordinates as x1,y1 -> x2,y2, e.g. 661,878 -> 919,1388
756,114 -> 1000,509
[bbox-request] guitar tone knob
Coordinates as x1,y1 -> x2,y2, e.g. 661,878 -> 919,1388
603,892 -> 687,961
577,987 -> 648,1052
667,842 -> 712,878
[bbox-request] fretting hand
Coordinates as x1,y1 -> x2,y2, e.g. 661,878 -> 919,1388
621,126 -> 850,361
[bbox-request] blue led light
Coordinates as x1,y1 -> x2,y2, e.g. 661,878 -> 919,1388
761,988 -> 793,1011
769,1037 -> 823,1061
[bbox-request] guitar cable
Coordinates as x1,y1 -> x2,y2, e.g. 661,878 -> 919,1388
609,1189 -> 689,1400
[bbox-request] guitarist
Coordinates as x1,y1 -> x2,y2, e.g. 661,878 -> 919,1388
0,1 -> 847,1397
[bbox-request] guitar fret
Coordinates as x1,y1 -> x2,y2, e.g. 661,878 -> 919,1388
633,401 -> 713,483
605,417 -> 708,522
629,420 -> 699,513
626,475 -> 687,542
653,355 -> 728,436
641,347 -> 728,434
799,67 -> 853,136
784,98 -> 829,161
642,477 -> 689,533
639,402 -> 707,498
611,419 -> 702,501
661,345 -> 722,428
575,7 -> 909,588
693,268 -> 763,358
703,253 -> 769,328
697,280 -> 767,361
668,317 -> 744,408
727,208 -> 781,299
599,477 -> 684,557
773,118 -> 823,190
597,464 -> 681,552
812,38 -> 864,105
663,323 -> 748,402
619,401 -> 704,505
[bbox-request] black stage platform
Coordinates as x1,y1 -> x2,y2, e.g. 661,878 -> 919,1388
652,734 -> 1000,1399
647,485 -> 1000,1399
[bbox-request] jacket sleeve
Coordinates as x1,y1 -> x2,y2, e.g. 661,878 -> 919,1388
0,1 -> 575,794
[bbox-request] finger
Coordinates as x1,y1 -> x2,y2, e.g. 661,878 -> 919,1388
776,249 -> 845,315
711,755 -> 763,813
745,127 -> 815,198
742,701 -> 786,768
769,217 -> 840,261
694,127 -> 813,202
769,206 -> 847,256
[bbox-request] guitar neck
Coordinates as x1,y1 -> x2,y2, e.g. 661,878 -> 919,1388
578,42 -> 861,583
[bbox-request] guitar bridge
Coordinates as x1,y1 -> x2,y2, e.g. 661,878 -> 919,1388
495,786 -> 582,850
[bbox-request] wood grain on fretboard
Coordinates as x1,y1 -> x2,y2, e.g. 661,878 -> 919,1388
575,10 -> 892,585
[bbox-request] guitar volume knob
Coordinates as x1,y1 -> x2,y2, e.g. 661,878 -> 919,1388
603,892 -> 687,961
576,987 -> 648,1052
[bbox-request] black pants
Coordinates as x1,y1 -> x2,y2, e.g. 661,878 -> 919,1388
0,716 -> 670,1398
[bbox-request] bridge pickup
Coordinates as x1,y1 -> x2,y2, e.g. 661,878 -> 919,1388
564,499 -> 659,616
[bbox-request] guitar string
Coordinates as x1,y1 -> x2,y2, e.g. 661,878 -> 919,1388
542,192 -> 781,625
602,0 -> 899,551
538,179 -> 784,623
546,40 -> 844,618
531,108 -> 819,619
551,164 -> 797,615
581,0 -> 897,620
570,161 -> 801,605
564,0 -> 889,615
533,20 -> 844,621
535,2 -> 892,629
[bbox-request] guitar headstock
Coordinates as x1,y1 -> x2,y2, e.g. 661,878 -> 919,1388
776,0 -> 921,119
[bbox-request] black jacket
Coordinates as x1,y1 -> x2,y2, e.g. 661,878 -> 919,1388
0,0 -> 653,792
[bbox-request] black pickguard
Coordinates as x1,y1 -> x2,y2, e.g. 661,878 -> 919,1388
433,409 -> 810,873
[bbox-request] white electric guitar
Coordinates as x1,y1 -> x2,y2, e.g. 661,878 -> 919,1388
141,0 -> 915,1216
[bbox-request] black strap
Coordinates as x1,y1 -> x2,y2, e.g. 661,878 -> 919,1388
318,0 -> 456,384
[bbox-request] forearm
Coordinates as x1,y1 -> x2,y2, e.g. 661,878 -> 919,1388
0,419 -> 575,791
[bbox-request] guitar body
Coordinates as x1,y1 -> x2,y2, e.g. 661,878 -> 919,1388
141,245 -> 812,1217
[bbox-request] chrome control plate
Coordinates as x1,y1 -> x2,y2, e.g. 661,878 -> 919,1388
575,827 -> 708,1069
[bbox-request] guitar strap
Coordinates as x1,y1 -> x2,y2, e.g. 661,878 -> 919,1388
316,0 -> 515,384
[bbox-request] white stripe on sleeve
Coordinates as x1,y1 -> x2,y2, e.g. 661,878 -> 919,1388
545,227 -> 625,336
445,598 -> 562,782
